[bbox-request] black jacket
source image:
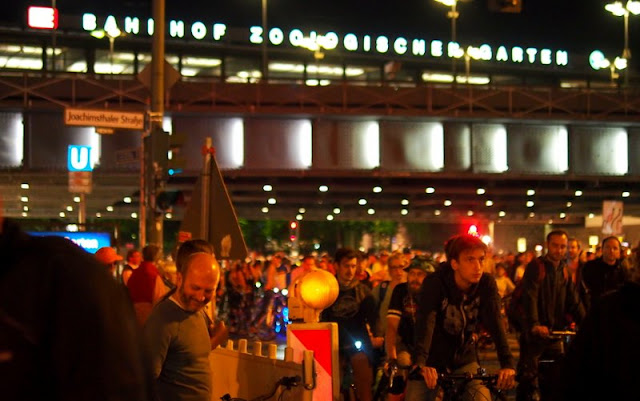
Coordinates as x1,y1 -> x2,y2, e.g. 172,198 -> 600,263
560,281 -> 640,401
582,257 -> 629,310
522,256 -> 585,332
0,219 -> 153,401
414,264 -> 514,371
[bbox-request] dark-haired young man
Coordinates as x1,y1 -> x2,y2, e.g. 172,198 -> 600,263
517,230 -> 585,401
581,236 -> 629,311
407,235 -> 516,401
321,247 -> 377,401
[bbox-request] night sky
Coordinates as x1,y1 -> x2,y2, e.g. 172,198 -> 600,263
3,0 -> 633,54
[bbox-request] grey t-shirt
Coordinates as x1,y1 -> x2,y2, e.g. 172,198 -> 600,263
145,297 -> 211,401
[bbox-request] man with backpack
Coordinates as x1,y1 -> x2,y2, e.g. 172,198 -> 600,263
516,230 -> 585,401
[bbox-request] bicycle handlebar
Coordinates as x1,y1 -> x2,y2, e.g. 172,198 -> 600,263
438,372 -> 499,384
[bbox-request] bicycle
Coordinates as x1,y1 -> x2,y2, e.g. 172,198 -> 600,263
536,330 -> 576,401
437,368 -> 508,401
220,375 -> 301,401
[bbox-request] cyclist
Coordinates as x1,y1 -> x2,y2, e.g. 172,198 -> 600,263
384,256 -> 437,398
408,234 -> 516,401
517,230 -> 585,401
321,247 -> 377,401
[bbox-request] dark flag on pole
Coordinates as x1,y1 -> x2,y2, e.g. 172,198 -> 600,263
178,140 -> 248,260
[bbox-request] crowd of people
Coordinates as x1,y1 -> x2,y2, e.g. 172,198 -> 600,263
2,203 -> 639,401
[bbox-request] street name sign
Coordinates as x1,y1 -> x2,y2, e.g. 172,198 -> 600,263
64,108 -> 145,130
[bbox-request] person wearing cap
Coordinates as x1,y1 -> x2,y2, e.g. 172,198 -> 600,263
384,255 -> 436,397
407,234 -> 516,401
95,246 -> 123,278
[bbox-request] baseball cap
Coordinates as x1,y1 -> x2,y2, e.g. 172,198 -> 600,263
404,256 -> 436,274
95,247 -> 123,265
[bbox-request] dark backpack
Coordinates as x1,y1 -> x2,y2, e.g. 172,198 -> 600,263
506,258 -> 546,332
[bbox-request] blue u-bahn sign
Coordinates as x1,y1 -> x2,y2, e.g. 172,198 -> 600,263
68,145 -> 93,172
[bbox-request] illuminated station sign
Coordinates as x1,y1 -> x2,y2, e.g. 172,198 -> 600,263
77,12 -> 570,68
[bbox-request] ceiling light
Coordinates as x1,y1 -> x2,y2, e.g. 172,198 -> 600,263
434,210 -> 441,216
66,206 -> 73,212
326,214 -> 334,221
333,208 -> 341,214
499,211 -> 506,217
359,199 -> 367,205
622,191 -> 630,198
526,201 -> 535,207
106,206 -> 114,212
131,212 -> 138,219
73,196 -> 81,203
560,212 -> 566,219
123,197 -> 132,203
165,213 -> 172,219
296,214 -> 303,220
23,206 -> 28,211
261,207 -> 269,213
373,186 -> 382,193
22,212 -> 28,217
401,209 -> 408,215
467,210 -> 474,216
566,202 -> 572,208
21,196 -> 28,202
367,208 -> 375,215
319,185 -> 329,192
529,212 -> 535,218
444,200 -> 452,206
299,208 -> 306,213
268,198 -> 276,205
96,212 -> 102,218
476,188 -> 486,195
425,187 -> 435,194
486,200 -> 494,207
263,184 -> 273,192
588,213 -> 595,218
20,183 -> 29,189
59,212 -> 65,217
575,190 -> 583,197
527,189 -> 535,196
401,199 -> 409,205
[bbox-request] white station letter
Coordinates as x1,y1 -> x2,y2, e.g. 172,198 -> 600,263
540,49 -> 552,65
191,22 -> 206,40
250,26 -> 263,44
269,27 -> 284,45
323,32 -> 339,50
394,37 -> 407,55
147,18 -> 154,35
512,46 -> 524,63
170,20 -> 185,38
213,23 -> 226,40
412,39 -> 426,56
526,48 -> 538,63
124,17 -> 139,35
82,13 -> 97,31
431,40 -> 443,57
289,29 -> 304,46
556,50 -> 568,66
496,46 -> 508,62
344,33 -> 358,51
363,35 -> 371,52
376,36 -> 389,53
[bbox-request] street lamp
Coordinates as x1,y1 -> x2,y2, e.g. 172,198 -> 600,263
434,0 -> 461,77
91,25 -> 124,74
261,0 -> 268,81
605,0 -> 640,85
589,50 -> 628,84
